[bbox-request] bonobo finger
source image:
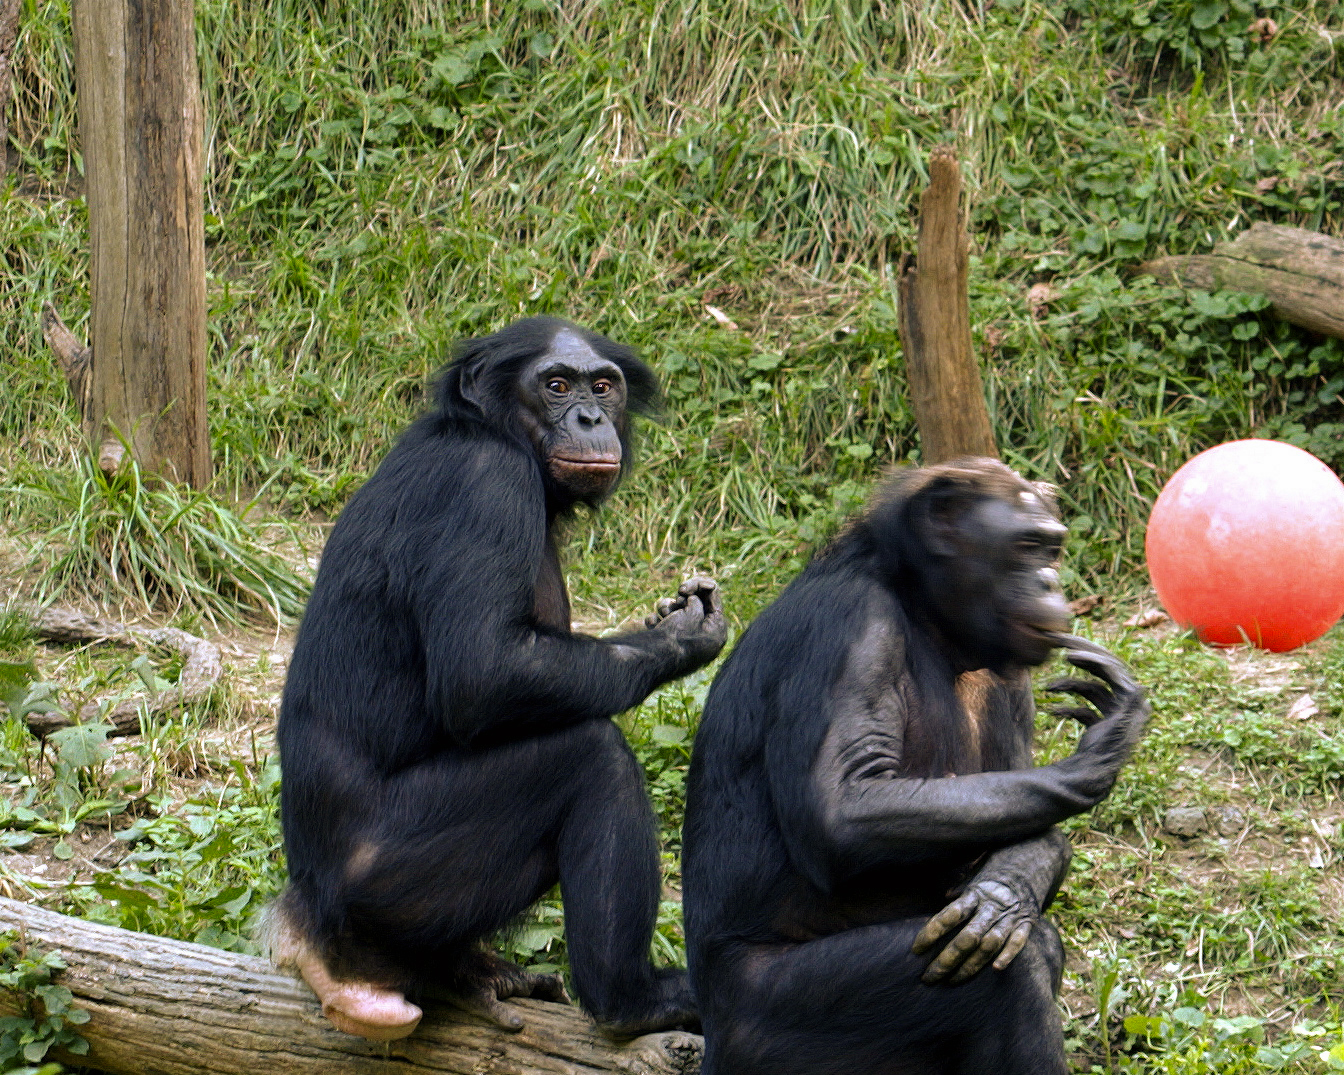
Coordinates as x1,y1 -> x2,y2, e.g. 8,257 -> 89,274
450,989 -> 526,1031
1057,641 -> 1139,695
525,971 -> 570,1005
655,596 -> 683,618
991,921 -> 1034,971
1047,704 -> 1105,728
679,575 -> 717,598
920,902 -> 999,983
1043,677 -> 1114,711
943,939 -> 999,986
912,893 -> 976,953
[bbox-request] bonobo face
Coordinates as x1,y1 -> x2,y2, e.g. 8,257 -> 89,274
518,329 -> 629,504
928,489 -> 1071,670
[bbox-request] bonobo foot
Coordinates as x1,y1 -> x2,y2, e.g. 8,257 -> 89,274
595,969 -> 700,1040
265,910 -> 422,1041
445,945 -> 570,1031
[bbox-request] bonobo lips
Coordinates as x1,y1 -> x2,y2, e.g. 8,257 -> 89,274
550,455 -> 621,477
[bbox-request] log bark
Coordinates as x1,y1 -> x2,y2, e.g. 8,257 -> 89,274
0,899 -> 702,1075
896,146 -> 998,465
71,0 -> 211,487
0,0 -> 19,176
24,605 -> 221,738
1140,223 -> 1344,341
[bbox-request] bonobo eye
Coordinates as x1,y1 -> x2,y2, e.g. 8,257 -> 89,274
592,379 -> 614,396
546,378 -> 571,395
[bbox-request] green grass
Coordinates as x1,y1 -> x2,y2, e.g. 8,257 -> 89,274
2,1 -> 1344,1071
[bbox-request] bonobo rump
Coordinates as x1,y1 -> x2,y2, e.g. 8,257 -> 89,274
683,458 -> 1147,1075
272,317 -> 726,1041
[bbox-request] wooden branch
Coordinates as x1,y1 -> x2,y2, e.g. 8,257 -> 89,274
0,0 -> 19,176
24,606 -> 221,738
0,899 -> 701,1075
896,146 -> 998,464
1140,223 -> 1344,340
40,302 -> 93,425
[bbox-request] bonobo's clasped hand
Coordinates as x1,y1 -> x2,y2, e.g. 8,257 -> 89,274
912,879 -> 1036,986
1044,633 -> 1149,786
645,576 -> 727,670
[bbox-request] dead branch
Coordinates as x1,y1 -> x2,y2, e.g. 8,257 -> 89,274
1140,223 -> 1344,341
24,606 -> 221,738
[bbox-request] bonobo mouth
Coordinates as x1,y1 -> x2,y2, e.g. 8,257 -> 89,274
550,456 -> 621,478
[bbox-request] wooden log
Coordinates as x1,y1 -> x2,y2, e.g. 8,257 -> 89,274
22,605 -> 222,738
0,899 -> 703,1075
1139,223 -> 1344,341
0,0 -> 19,176
896,146 -> 998,465
71,0 -> 211,488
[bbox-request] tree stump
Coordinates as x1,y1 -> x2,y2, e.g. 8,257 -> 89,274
896,146 -> 999,465
1139,223 -> 1344,341
0,899 -> 702,1075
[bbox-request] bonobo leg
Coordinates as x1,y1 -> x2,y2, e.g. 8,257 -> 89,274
279,720 -> 680,1038
700,919 -> 1065,1075
556,719 -> 696,1037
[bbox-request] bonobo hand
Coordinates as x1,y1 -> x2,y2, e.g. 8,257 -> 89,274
444,945 -> 569,1031
912,879 -> 1036,986
645,576 -> 727,670
1044,634 -> 1149,792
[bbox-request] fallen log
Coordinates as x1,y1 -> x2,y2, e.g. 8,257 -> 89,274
0,898 -> 702,1075
1139,223 -> 1344,340
23,605 -> 222,738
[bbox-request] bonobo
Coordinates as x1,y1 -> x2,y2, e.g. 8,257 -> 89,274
683,458 -> 1147,1075
271,316 -> 726,1041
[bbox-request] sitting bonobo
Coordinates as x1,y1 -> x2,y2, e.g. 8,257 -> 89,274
271,318 -> 725,1042
683,459 -> 1148,1075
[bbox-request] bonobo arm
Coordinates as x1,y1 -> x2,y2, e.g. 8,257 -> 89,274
412,442 -> 725,744
912,827 -> 1072,984
813,634 -> 1147,867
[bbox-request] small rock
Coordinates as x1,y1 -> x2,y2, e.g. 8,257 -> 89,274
1211,806 -> 1246,836
1125,608 -> 1170,629
1164,806 -> 1208,837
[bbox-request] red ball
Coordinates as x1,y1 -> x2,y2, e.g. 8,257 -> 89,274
1145,439 -> 1344,652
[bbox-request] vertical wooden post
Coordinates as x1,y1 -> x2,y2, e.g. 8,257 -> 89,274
0,0 -> 21,174
71,0 -> 210,487
896,146 -> 998,465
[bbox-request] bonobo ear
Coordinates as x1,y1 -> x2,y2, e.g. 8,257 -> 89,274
458,361 -> 486,412
913,479 -> 974,559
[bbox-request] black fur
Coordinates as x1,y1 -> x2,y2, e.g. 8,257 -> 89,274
683,459 -> 1147,1074
278,316 -> 718,1034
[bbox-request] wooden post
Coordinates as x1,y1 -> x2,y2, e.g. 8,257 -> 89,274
896,147 -> 998,464
0,0 -> 20,175
71,0 -> 211,487
0,899 -> 702,1075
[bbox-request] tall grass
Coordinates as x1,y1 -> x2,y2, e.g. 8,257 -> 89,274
1,0 -> 1342,612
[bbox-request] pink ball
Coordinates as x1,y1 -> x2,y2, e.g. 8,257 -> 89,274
1145,439 -> 1344,652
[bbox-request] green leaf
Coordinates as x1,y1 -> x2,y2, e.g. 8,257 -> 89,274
51,841 -> 73,861
1191,0 -> 1227,29
529,32 -> 554,58
651,724 -> 687,745
48,724 -> 113,770
0,662 -> 36,718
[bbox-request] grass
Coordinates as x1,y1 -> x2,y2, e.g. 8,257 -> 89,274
1,0 -> 1344,1071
